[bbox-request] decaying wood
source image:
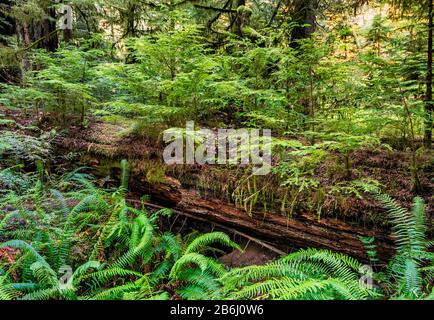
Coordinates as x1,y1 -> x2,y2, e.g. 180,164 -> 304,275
137,200 -> 287,256
132,177 -> 395,262
60,122 -> 398,263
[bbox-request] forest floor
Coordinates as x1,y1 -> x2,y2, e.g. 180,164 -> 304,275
1,107 -> 433,262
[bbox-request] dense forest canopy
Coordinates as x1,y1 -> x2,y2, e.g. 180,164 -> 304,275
0,0 -> 433,301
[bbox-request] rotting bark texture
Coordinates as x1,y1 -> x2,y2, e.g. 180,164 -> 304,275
131,177 -> 395,262
425,0 -> 433,149
290,0 -> 319,48
54,122 -> 403,263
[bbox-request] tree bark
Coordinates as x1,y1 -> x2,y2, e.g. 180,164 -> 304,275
232,0 -> 251,37
16,5 -> 58,52
290,0 -> 319,48
129,177 -> 395,262
63,29 -> 72,43
0,1 -> 20,83
0,0 -> 15,45
425,0 -> 433,149
61,1 -> 73,43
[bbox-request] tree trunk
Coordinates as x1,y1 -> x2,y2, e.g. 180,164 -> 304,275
0,0 -> 20,82
61,1 -> 73,43
63,29 -> 72,43
15,5 -> 58,52
0,0 -> 15,45
425,0 -> 433,149
233,0 -> 250,37
290,0 -> 318,48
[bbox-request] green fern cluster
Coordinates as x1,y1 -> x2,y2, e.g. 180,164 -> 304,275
369,191 -> 434,298
0,162 -> 433,300
0,162 -> 240,300
220,248 -> 376,300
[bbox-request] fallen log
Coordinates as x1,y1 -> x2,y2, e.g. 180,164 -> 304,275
138,200 -> 287,256
59,123 -> 398,263
132,177 -> 396,263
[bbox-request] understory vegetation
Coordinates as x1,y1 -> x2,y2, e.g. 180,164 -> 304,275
0,0 -> 433,300
0,163 -> 433,300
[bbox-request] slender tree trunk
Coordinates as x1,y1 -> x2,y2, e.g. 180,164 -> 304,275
236,0 -> 245,36
290,0 -> 319,48
16,6 -> 58,52
126,3 -> 137,37
0,0 -> 15,45
61,1 -> 73,42
22,23 -> 31,47
425,0 -> 433,148
39,6 -> 58,51
233,0 -> 251,37
63,29 -> 72,43
0,1 -> 20,83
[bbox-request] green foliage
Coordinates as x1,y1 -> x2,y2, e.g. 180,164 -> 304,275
369,190 -> 433,298
220,248 -> 374,300
0,165 -> 433,300
0,131 -> 54,163
168,232 -> 240,299
0,165 -> 239,300
0,0 -> 433,302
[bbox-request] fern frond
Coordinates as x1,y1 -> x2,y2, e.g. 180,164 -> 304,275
184,232 -> 241,255
120,159 -> 129,192
83,268 -> 142,288
170,253 -> 226,279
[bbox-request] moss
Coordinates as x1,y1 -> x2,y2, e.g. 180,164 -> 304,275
242,27 -> 262,39
146,166 -> 166,184
0,119 -> 16,127
237,5 -> 252,15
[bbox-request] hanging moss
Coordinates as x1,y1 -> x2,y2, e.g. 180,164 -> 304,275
237,5 -> 253,15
